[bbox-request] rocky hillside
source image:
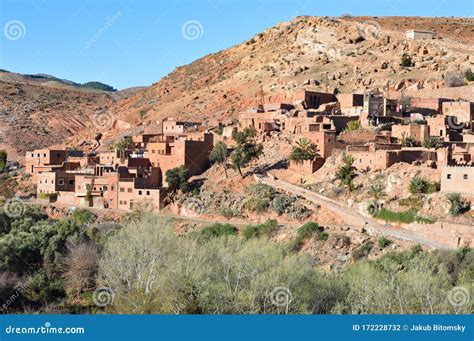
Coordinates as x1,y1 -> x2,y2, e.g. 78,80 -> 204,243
1,16 -> 473,158
113,16 -> 474,130
0,71 -> 145,159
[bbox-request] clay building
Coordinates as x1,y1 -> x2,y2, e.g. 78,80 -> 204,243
405,29 -> 436,40
441,166 -> 474,195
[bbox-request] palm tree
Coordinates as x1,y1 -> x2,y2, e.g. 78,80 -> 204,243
368,183 -> 385,200
289,138 -> 318,164
335,154 -> 356,191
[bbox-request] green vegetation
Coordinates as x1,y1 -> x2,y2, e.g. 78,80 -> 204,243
81,81 -> 116,92
242,219 -> 278,240
230,127 -> 263,177
165,165 -> 191,193
0,209 -> 472,314
194,223 -> 237,242
115,136 -> 132,161
291,222 -> 326,251
378,237 -> 392,248
368,183 -> 385,200
335,154 -> 356,191
345,120 -> 361,132
409,176 -> 438,195
465,69 -> 474,82
0,150 -> 6,171
352,242 -> 374,260
401,136 -> 417,147
209,141 -> 229,177
271,194 -> 297,215
423,136 -> 443,149
447,193 -> 471,216
375,208 -> 435,225
289,138 -> 318,164
400,53 -> 413,68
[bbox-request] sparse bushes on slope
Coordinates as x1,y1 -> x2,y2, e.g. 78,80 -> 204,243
447,193 -> 471,216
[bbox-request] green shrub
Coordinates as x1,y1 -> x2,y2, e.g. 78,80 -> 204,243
378,237 -> 392,248
197,223 -> 237,241
271,194 -> 296,215
465,69 -> 474,82
288,204 -> 312,220
422,136 -> 442,149
246,183 -> 275,199
242,219 -> 278,240
447,193 -> 471,216
352,242 -> 374,259
291,222 -> 325,250
409,176 -> 438,194
345,120 -> 361,132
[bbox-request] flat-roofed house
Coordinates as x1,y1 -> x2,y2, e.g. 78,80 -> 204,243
406,29 -> 436,40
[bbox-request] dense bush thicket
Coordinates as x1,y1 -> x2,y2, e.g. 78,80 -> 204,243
0,208 -> 472,314
98,216 -> 473,314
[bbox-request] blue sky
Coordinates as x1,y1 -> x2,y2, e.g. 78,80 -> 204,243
0,0 -> 472,89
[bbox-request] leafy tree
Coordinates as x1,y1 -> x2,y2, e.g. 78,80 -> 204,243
0,150 -> 6,171
289,138 -> 318,164
230,127 -> 263,177
423,136 -> 442,149
209,141 -> 229,178
99,216 -> 340,314
115,136 -> 133,162
447,193 -> 471,216
165,165 -> 190,192
335,154 -> 356,191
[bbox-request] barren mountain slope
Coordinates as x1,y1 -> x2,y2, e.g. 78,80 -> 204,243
1,16 -> 473,158
113,16 -> 474,130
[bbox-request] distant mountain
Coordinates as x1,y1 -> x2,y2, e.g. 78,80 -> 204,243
81,81 -> 117,92
0,70 -> 116,92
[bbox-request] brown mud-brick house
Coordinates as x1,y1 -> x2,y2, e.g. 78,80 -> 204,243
144,132 -> 213,182
441,166 -> 474,195
442,101 -> 474,133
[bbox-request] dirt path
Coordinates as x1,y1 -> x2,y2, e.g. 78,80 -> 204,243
256,175 -> 451,249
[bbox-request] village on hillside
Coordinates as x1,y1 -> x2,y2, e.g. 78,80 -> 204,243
23,27 -> 474,250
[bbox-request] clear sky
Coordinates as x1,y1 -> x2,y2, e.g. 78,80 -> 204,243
0,0 -> 472,89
